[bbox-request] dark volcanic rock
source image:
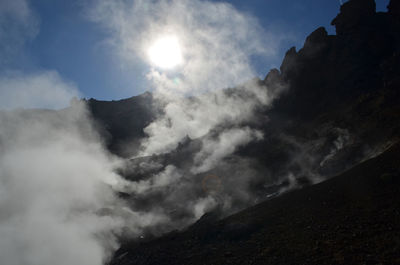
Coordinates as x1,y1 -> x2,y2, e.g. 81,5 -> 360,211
279,46 -> 298,80
110,144 -> 400,265
388,0 -> 400,16
87,92 -> 156,157
271,0 -> 400,122
301,27 -> 328,56
264,68 -> 286,96
331,0 -> 376,36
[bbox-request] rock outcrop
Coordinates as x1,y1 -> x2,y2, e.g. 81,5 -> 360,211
388,0 -> 400,16
271,0 -> 400,122
331,0 -> 376,35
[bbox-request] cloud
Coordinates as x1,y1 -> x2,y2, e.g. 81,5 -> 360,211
0,0 -> 35,24
127,165 -> 183,194
0,3 -> 128,263
0,71 -> 80,110
139,79 -> 273,155
191,127 -> 263,174
88,0 -> 284,92
87,0 -> 289,157
0,72 -> 178,264
0,1 -> 178,264
0,1 -> 78,111
0,0 -> 39,67
0,102 -> 132,265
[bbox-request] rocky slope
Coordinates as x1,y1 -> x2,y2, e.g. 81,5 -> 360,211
110,143 -> 400,265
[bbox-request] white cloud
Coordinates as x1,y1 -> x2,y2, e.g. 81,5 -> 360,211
126,165 -> 183,194
191,127 -> 263,174
88,0 -> 284,93
0,102 -> 128,265
0,0 -> 39,66
0,1 -> 182,264
87,0 -> 288,157
0,1 -> 79,111
0,71 -> 80,110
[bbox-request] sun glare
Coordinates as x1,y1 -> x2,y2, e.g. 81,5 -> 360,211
148,36 -> 183,69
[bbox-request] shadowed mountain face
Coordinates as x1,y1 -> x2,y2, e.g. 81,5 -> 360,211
110,144 -> 400,265
96,0 -> 400,264
87,92 -> 156,157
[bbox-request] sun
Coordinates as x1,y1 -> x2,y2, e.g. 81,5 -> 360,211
148,35 -> 183,69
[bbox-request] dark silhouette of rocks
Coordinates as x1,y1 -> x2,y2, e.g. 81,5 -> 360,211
270,0 -> 399,122
388,0 -> 400,16
331,0 -> 376,36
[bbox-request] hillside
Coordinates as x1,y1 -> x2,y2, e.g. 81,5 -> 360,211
110,143 -> 400,265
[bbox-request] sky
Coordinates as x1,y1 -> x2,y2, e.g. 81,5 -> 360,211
0,0 -> 391,102
0,1 -> 393,263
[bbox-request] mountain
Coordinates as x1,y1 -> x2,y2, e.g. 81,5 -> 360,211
110,143 -> 400,265
86,92 -> 156,157
100,0 -> 400,264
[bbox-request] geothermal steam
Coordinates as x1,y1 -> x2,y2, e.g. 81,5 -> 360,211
0,101 -> 127,265
89,0 -> 288,228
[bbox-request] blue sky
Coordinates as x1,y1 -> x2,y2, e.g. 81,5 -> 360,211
0,0 -> 391,101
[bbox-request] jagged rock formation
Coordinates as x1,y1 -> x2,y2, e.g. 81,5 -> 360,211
331,0 -> 376,36
234,1 -> 399,193
271,0 -> 399,122
388,0 -> 400,16
245,0 -> 400,180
